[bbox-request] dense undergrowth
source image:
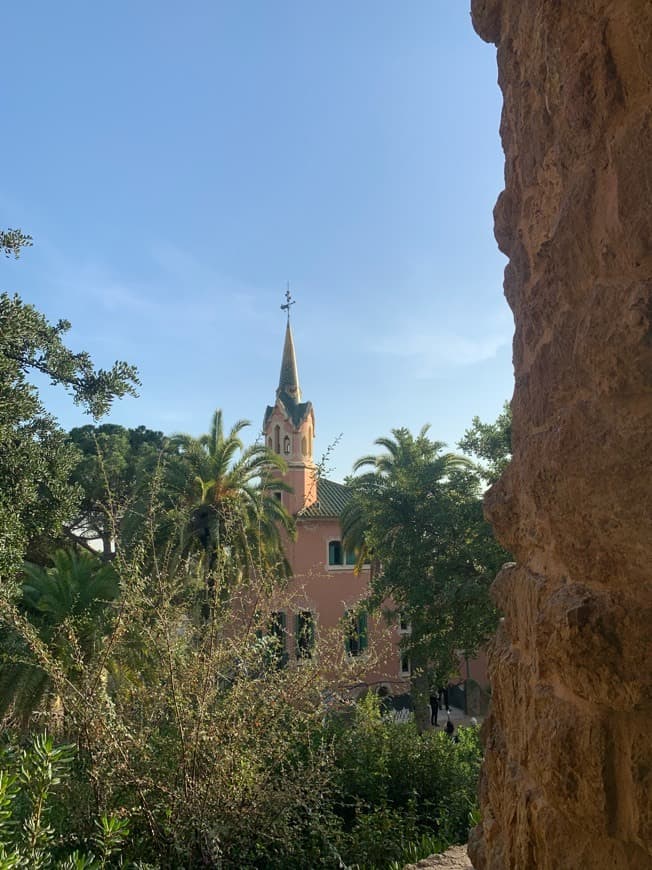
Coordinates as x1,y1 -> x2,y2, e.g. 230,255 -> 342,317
0,489 -> 482,868
0,706 -> 480,869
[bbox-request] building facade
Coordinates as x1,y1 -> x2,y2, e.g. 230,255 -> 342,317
262,317 -> 410,692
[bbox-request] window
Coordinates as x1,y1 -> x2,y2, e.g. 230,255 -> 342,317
274,425 -> 280,454
329,540 -> 356,567
273,491 -> 282,503
398,614 -> 411,634
295,610 -> 315,659
268,437 -> 273,449
328,540 -> 343,566
344,610 -> 368,657
400,653 -> 411,676
283,435 -> 291,455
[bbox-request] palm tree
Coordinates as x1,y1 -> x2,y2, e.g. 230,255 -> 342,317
341,426 -> 477,729
0,548 -> 119,727
167,410 -> 296,599
341,426 -> 473,571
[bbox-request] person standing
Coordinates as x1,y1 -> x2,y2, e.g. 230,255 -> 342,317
429,691 -> 439,726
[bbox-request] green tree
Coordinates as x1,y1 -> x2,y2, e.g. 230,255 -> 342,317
0,549 -> 119,727
67,424 -> 165,560
458,401 -> 512,485
1,228 -> 32,258
342,426 -> 507,727
140,409 -> 296,601
0,236 -> 139,582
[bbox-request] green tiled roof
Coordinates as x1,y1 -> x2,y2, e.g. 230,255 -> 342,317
263,394 -> 313,430
298,477 -> 351,518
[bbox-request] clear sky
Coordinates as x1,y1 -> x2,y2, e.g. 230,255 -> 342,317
2,1 -> 512,481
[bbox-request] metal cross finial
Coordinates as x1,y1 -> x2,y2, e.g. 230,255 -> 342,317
280,283 -> 295,322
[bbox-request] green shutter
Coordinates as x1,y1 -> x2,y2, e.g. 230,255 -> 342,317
307,613 -> 315,653
278,611 -> 288,667
294,612 -> 301,657
276,611 -> 287,650
359,611 -> 368,652
295,611 -> 314,658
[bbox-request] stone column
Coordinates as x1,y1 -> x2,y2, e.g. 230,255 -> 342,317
469,2 -> 652,867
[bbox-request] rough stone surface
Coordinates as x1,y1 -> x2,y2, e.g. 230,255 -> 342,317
469,1 -> 652,868
403,845 -> 473,869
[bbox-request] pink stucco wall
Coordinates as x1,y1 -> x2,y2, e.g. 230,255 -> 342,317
281,514 -> 410,691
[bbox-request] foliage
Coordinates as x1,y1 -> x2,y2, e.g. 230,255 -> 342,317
0,496 -> 481,869
330,693 -> 482,868
0,732 -> 129,868
1,229 -> 32,259
124,410 -> 296,594
1,487 -> 344,867
342,426 -> 507,721
0,699 -> 480,869
0,550 -> 119,728
0,237 -> 139,582
458,402 -> 512,485
66,425 -> 165,559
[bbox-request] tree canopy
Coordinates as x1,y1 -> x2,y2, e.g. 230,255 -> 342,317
458,401 -> 512,485
342,425 -> 508,722
67,424 -> 165,559
0,232 -> 139,581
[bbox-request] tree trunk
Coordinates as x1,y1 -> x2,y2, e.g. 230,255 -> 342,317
101,532 -> 113,562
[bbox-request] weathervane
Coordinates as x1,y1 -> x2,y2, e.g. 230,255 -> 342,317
280,283 -> 295,322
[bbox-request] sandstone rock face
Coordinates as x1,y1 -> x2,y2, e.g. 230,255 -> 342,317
469,2 -> 652,868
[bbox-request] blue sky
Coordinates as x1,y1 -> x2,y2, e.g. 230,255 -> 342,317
2,1 -> 511,481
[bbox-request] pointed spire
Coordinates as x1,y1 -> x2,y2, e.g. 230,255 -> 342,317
277,321 -> 301,402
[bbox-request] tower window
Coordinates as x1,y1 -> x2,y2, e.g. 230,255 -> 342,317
268,437 -> 273,449
274,425 -> 280,454
284,435 -> 291,455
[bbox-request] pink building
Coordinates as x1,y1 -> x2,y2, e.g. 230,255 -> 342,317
261,314 -> 490,714
262,318 -> 410,693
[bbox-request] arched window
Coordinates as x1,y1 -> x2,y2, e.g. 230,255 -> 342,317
268,437 -> 273,449
283,435 -> 291,455
274,425 -> 280,454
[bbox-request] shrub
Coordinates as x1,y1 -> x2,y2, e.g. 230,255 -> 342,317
328,693 -> 482,868
0,732 -> 129,868
0,506 -> 481,868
